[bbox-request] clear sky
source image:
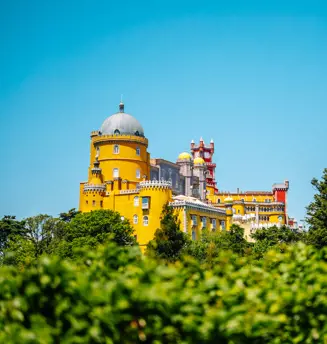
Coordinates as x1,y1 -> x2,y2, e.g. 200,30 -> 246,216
1,0 -> 326,224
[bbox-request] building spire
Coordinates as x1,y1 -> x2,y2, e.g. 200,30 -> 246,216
119,94 -> 124,113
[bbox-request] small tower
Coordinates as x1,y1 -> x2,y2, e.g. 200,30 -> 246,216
177,152 -> 193,197
224,196 -> 233,230
81,157 -> 106,211
191,138 -> 218,193
193,157 -> 206,201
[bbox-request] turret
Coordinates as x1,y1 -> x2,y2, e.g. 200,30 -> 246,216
177,152 -> 193,197
224,196 -> 233,230
193,157 -> 206,201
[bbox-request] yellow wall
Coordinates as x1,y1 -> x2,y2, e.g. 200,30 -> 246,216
90,134 -> 150,183
173,207 -> 227,240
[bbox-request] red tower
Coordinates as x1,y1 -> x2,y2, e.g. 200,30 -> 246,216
191,138 -> 218,193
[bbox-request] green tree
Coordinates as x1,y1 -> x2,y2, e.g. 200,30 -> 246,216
59,209 -> 136,259
251,225 -> 305,258
306,168 -> 327,248
227,224 -> 251,256
59,208 -> 80,222
2,215 -> 65,267
0,216 -> 25,256
146,204 -> 189,261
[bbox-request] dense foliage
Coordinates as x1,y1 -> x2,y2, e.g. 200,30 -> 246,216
146,204 -> 189,261
306,168 -> 327,248
1,241 -> 327,343
0,209 -> 136,267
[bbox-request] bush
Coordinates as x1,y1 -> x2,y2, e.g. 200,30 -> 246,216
0,242 -> 327,343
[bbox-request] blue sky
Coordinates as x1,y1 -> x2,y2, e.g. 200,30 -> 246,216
1,0 -> 326,224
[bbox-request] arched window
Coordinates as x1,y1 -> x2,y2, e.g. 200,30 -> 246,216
134,196 -> 139,206
253,198 -> 256,202
143,216 -> 148,226
135,131 -> 139,136
113,144 -> 119,154
114,129 -> 120,135
136,169 -> 141,179
136,147 -> 140,156
217,199 -> 221,204
113,168 -> 119,178
133,215 -> 138,224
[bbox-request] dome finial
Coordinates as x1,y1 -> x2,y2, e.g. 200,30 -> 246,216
119,94 -> 124,113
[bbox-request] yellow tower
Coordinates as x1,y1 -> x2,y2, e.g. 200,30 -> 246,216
224,196 -> 233,229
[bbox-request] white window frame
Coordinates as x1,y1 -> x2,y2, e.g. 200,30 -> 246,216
113,145 -> 119,154
134,196 -> 139,207
143,216 -> 149,226
133,215 -> 138,224
113,168 -> 119,178
136,169 -> 141,179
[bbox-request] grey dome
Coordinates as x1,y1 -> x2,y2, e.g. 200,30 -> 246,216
100,103 -> 144,137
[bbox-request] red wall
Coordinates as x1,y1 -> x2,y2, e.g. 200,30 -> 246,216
275,190 -> 286,203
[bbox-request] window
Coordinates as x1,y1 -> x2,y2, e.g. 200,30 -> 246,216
114,129 -> 120,135
201,217 -> 207,228
133,215 -> 138,224
212,219 -> 216,229
136,169 -> 141,179
113,168 -> 119,178
217,199 -> 221,204
113,145 -> 119,154
253,198 -> 256,202
136,147 -> 140,156
134,196 -> 139,206
238,209 -> 240,214
135,131 -> 140,136
143,216 -> 148,226
221,220 -> 225,230
100,200 -> 103,207
241,198 -> 244,202
86,200 -> 88,205
96,146 -> 100,157
142,197 -> 149,209
191,215 -> 197,225
92,200 -> 96,207
192,230 -> 196,240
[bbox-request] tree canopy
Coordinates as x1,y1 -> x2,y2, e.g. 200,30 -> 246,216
306,168 -> 327,248
146,203 -> 189,261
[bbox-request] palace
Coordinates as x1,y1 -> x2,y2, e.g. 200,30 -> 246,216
79,102 -> 290,245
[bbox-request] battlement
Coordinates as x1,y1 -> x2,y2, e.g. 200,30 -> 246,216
138,180 -> 172,190
119,189 -> 139,195
83,183 -> 106,192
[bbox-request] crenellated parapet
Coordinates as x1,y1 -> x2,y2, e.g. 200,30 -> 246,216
83,183 -> 106,192
138,180 -> 172,190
